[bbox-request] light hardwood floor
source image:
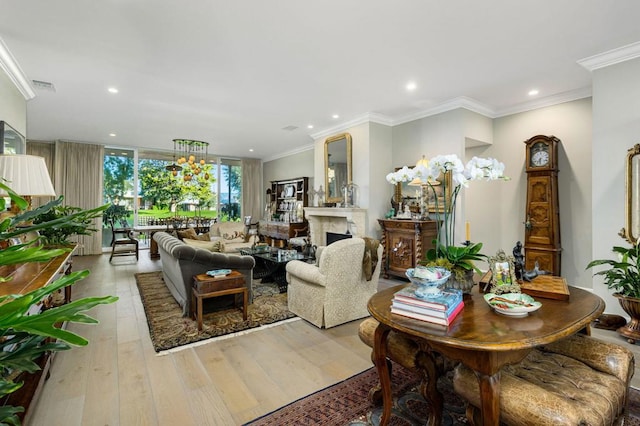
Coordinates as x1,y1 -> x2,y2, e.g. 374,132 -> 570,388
26,252 -> 640,425
27,253 -> 377,426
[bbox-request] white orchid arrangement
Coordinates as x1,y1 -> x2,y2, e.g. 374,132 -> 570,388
387,154 -> 508,277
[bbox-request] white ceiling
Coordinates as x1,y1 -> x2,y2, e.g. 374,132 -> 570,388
2,1 -> 640,160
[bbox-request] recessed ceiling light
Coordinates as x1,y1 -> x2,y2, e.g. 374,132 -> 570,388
528,89 -> 539,96
249,148 -> 254,152
406,81 -> 417,91
108,87 -> 119,94
109,133 -> 116,137
332,114 -> 339,119
307,124 -> 314,129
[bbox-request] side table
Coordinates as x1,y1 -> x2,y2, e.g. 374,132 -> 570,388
192,271 -> 248,331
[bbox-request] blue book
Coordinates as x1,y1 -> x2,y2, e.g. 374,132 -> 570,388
393,285 -> 463,311
391,298 -> 462,319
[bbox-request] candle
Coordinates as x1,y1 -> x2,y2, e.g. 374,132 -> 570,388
465,221 -> 470,241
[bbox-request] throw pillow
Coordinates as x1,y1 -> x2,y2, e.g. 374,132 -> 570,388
222,230 -> 245,242
177,227 -> 198,241
196,232 -> 210,241
183,238 -> 224,252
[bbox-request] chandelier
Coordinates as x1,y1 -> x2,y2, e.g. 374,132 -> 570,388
165,139 -> 210,181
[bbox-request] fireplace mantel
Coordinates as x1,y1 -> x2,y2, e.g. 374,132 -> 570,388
304,207 -> 367,246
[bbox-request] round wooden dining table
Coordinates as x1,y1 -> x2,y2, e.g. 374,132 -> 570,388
367,283 -> 605,426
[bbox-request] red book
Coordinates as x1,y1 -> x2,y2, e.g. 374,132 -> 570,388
391,300 -> 464,326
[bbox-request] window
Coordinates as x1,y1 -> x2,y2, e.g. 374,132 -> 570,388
102,147 -> 242,248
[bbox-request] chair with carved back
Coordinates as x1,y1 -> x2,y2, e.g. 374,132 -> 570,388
108,218 -> 139,262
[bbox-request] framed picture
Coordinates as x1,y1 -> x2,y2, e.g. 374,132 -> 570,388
392,167 -> 417,203
488,249 -> 520,294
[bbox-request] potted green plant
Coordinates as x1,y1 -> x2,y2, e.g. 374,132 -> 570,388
0,182 -> 117,424
32,204 -> 103,245
422,242 -> 486,289
587,244 -> 640,343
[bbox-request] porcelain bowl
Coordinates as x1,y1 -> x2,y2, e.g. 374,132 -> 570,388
405,266 -> 451,287
484,292 -> 542,317
406,267 -> 451,298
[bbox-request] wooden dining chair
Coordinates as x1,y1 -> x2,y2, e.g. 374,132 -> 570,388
108,219 -> 139,262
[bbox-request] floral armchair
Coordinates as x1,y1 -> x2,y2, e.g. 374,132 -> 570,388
285,237 -> 382,328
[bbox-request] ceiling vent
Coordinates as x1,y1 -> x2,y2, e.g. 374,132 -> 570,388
32,80 -> 56,92
282,125 -> 298,131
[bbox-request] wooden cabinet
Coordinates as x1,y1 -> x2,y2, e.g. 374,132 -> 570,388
268,177 -> 309,223
261,177 -> 309,245
258,220 -> 308,242
378,219 -> 438,279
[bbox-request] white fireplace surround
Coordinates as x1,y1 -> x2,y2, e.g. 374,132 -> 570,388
304,207 -> 367,246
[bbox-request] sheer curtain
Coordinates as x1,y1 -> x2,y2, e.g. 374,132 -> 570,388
25,141 -> 55,210
54,141 -> 104,255
241,158 -> 262,221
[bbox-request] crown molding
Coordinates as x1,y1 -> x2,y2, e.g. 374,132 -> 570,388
309,112 -> 394,141
578,41 -> 640,71
0,38 -> 35,100
493,87 -> 592,117
392,96 -> 497,125
262,142 -> 314,163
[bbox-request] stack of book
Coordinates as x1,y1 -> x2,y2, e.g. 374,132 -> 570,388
391,286 -> 464,326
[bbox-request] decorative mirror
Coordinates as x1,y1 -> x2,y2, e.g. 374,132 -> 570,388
324,133 -> 352,204
620,144 -> 640,244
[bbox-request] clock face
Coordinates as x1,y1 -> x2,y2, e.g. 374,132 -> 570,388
530,142 -> 549,167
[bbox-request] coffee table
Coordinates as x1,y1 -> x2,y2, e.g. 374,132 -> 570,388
240,248 -> 311,293
368,283 -> 605,426
192,271 -> 247,331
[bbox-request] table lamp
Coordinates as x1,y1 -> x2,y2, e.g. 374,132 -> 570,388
0,154 -> 56,213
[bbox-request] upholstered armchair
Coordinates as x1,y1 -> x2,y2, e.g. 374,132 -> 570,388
286,237 -> 383,328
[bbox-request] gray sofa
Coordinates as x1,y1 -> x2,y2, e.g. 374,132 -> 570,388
153,231 -> 256,317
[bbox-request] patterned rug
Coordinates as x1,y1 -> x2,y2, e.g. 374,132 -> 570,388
245,364 -> 640,426
134,271 -> 296,352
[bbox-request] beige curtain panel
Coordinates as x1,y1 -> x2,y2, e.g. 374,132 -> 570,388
242,158 -> 262,221
54,141 -> 104,255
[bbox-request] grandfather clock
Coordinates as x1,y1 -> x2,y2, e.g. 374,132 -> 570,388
524,135 -> 562,276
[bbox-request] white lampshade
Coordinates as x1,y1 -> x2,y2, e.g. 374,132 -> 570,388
408,155 -> 430,186
0,154 -> 56,197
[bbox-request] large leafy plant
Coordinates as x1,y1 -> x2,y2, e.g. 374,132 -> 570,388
32,204 -> 103,245
586,245 -> 640,298
0,182 -> 117,424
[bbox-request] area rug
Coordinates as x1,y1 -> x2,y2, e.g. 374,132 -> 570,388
245,364 -> 640,426
134,271 -> 297,353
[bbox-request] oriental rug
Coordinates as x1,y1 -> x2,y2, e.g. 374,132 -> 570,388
134,271 -> 296,353
245,364 -> 640,426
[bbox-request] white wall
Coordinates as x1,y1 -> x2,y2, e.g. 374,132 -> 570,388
592,57 -> 640,317
0,70 -> 27,137
368,122 -> 393,239
263,149 -> 314,190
